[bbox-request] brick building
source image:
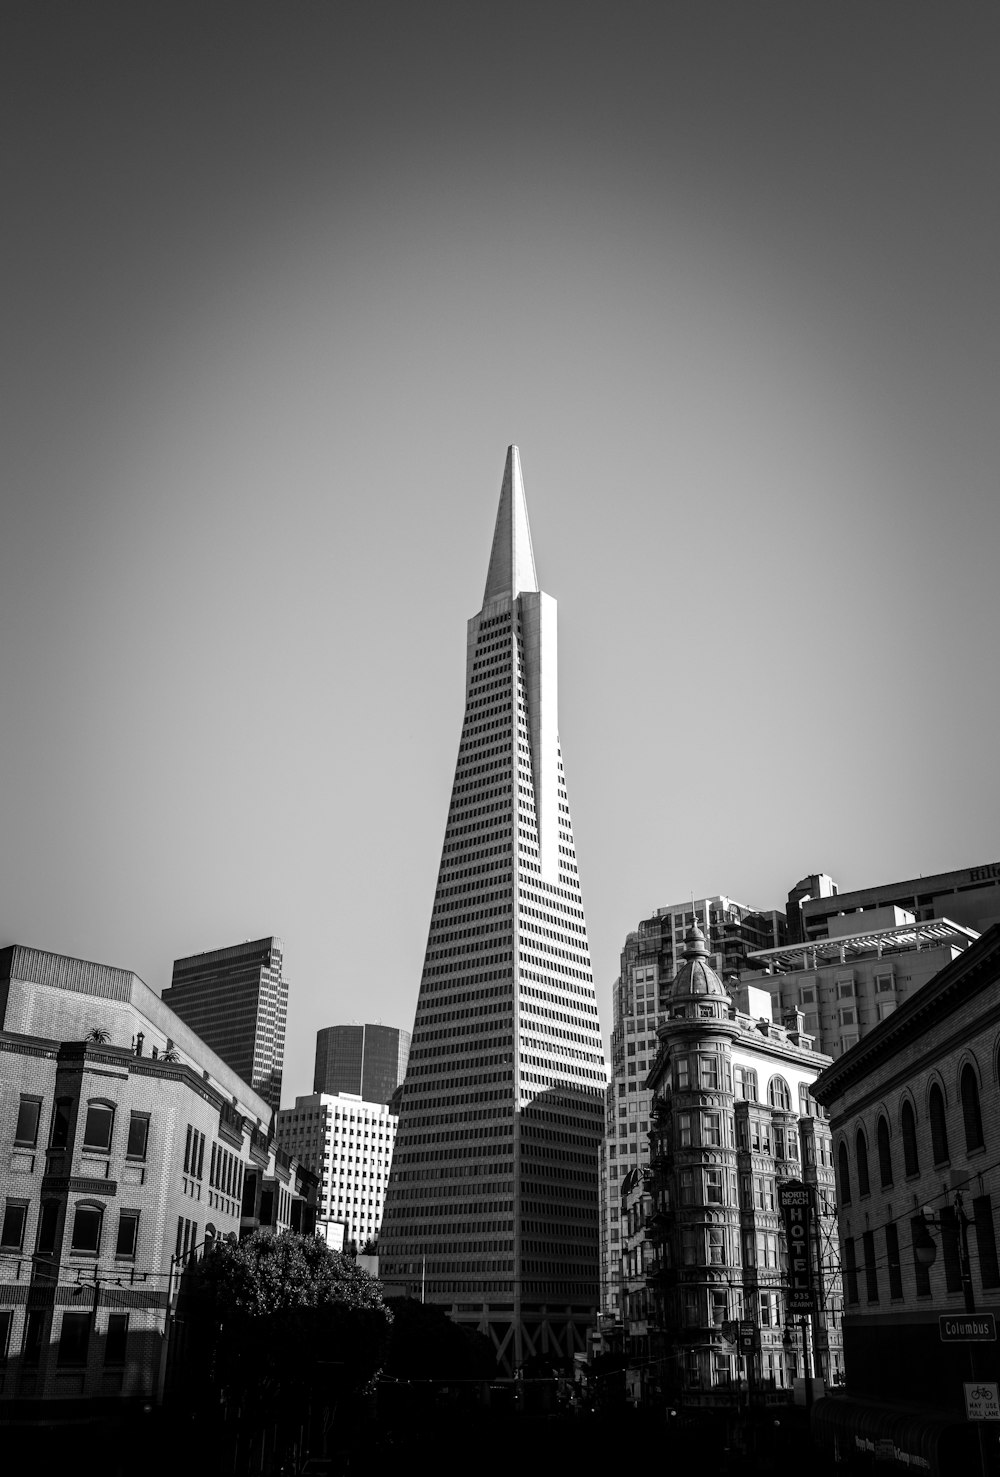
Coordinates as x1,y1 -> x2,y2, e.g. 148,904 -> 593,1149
812,924 -> 1000,1474
0,944 -> 314,1420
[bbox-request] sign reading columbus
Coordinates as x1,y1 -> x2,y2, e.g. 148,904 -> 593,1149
778,1179 -> 817,1314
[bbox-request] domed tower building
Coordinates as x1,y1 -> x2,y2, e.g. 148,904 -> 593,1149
625,925 -> 844,1408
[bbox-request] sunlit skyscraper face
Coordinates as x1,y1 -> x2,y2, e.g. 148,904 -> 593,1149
379,448 -> 608,1372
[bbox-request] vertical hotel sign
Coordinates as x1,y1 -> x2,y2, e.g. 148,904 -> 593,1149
779,1179 -> 817,1313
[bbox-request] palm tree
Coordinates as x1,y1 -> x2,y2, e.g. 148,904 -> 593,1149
86,1027 -> 110,1044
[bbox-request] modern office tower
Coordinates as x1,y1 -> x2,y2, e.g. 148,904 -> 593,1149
276,1091 -> 398,1249
598,895 -> 787,1323
313,1024 -> 410,1106
161,937 -> 287,1114
793,861 -> 1000,942
378,447 -> 608,1373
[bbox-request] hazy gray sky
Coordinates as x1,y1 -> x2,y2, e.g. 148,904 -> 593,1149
2,3 -> 998,1105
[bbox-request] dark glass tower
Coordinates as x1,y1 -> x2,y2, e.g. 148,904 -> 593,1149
162,937 -> 287,1113
313,1023 -> 410,1106
379,447 -> 607,1373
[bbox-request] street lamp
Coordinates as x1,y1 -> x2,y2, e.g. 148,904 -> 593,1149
914,1193 -> 975,1312
913,1217 -> 938,1268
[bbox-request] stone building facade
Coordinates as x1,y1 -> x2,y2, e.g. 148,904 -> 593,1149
0,944 -> 314,1417
599,895 -> 787,1324
622,926 -> 843,1408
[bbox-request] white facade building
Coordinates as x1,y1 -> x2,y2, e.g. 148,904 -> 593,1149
275,1091 -> 397,1249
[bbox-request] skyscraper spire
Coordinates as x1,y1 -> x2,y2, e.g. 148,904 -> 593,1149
379,448 -> 607,1374
482,445 -> 538,605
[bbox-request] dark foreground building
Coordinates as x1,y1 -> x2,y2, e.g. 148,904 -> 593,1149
379,447 -> 608,1372
812,924 -> 1000,1476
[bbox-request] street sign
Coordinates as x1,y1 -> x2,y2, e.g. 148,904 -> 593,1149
738,1319 -> 758,1354
964,1382 -> 1000,1422
940,1313 -> 997,1343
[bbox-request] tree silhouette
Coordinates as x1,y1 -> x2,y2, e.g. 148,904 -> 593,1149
200,1230 -> 391,1416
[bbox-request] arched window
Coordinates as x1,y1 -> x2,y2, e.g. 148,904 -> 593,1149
901,1100 -> 919,1176
929,1083 -> 949,1164
961,1064 -> 985,1151
837,1141 -> 852,1205
768,1076 -> 791,1111
877,1116 -> 893,1188
856,1129 -> 870,1197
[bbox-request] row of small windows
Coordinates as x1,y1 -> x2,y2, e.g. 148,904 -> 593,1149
0,1308 -> 132,1369
842,1202 -> 1000,1304
675,1060 -> 810,1115
0,1197 -> 140,1259
14,1093 -> 149,1159
838,1066 -> 986,1203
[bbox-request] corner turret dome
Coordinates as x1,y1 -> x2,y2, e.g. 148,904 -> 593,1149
669,924 -> 731,1010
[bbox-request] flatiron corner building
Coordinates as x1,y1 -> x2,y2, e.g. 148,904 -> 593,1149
379,447 -> 608,1372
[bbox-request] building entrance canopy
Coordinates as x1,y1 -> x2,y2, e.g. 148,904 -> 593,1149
811,1394 -> 978,1477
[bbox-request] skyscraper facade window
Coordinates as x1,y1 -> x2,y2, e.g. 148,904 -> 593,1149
161,937 -> 287,1113
313,1024 -> 410,1107
378,447 -> 608,1373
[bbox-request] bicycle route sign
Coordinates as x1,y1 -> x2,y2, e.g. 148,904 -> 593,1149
964,1383 -> 1000,1422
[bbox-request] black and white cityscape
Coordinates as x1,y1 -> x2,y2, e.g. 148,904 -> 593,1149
2,6 -> 999,1476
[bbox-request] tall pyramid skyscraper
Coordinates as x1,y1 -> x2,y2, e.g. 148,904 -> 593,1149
380,447 -> 608,1372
